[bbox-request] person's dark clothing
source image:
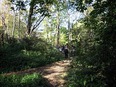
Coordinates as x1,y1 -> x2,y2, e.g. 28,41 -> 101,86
64,48 -> 69,58
61,46 -> 65,52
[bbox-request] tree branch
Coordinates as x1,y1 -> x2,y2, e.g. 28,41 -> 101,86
32,13 -> 44,29
32,15 -> 45,32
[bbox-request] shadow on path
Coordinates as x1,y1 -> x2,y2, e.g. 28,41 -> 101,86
3,60 -> 71,87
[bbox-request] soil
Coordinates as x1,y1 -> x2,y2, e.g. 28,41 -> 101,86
3,60 -> 71,87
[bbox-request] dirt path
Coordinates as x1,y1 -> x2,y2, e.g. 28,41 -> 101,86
3,60 -> 71,87
41,60 -> 71,87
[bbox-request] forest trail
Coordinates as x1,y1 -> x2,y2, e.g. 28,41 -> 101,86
3,60 -> 71,87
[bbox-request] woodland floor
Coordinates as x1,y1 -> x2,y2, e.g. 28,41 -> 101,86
3,59 -> 71,87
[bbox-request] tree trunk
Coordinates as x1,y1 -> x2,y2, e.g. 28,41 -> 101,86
27,0 -> 34,35
18,10 -> 21,38
1,14 -> 7,46
56,11 -> 60,47
12,11 -> 16,37
68,16 -> 71,43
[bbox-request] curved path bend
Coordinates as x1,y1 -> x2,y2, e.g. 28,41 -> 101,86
3,60 -> 71,87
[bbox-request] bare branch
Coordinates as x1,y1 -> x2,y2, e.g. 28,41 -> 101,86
32,13 -> 44,29
31,15 -> 45,32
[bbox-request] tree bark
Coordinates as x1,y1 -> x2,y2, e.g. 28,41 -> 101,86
18,10 -> 21,38
27,0 -> 34,35
56,11 -> 60,47
12,11 -> 16,37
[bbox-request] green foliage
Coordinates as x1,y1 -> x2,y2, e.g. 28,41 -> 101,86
0,73 -> 48,87
0,37 -> 64,74
67,54 -> 106,87
67,0 -> 116,86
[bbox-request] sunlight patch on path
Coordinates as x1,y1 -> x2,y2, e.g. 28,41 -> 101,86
2,60 -> 71,87
42,60 -> 71,87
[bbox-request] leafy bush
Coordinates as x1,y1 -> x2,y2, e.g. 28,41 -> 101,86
67,57 -> 106,87
0,37 -> 64,74
66,18 -> 107,87
0,73 -> 48,87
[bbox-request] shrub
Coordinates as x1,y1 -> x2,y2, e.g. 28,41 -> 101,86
0,73 -> 48,87
0,37 -> 64,74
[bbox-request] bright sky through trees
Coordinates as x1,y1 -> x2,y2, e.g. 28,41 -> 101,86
0,0 -> 84,31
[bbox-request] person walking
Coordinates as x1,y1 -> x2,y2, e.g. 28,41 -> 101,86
64,45 -> 69,59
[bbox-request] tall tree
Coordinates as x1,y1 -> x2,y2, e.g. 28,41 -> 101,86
54,0 -> 66,46
0,0 -> 11,45
27,0 -> 56,35
68,0 -> 116,86
9,0 -> 56,35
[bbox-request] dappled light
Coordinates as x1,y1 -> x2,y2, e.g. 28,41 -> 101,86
0,0 -> 115,87
3,60 -> 71,87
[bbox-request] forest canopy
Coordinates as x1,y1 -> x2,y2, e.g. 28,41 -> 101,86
0,0 -> 116,87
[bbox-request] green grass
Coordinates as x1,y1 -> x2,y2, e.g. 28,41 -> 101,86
0,73 -> 48,87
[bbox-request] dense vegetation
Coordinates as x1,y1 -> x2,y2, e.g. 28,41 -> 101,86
67,0 -> 116,87
0,0 -> 115,87
0,36 -> 64,74
0,73 -> 49,87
